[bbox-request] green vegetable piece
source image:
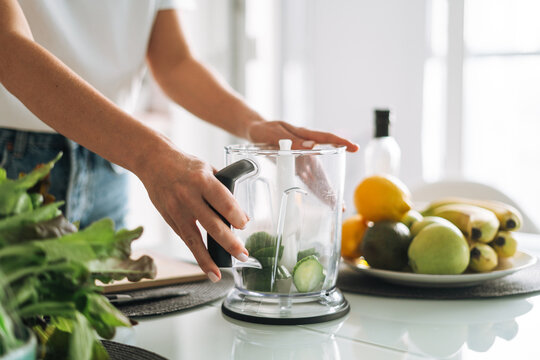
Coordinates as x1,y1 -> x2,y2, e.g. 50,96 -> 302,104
254,257 -> 280,268
0,202 -> 64,246
29,193 -> 44,209
242,265 -> 291,292
252,245 -> 283,260
297,247 -> 320,262
0,153 -> 61,216
11,193 -> 33,215
245,231 -> 277,253
292,255 -> 326,293
277,265 -> 291,280
0,301 -> 23,355
242,268 -> 272,292
79,293 -> 131,339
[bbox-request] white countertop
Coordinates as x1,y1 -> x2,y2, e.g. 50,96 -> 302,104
116,233 -> 540,360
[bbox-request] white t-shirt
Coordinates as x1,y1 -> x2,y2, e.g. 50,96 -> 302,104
0,0 -> 193,133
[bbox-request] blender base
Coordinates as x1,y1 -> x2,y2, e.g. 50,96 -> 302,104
221,287 -> 350,325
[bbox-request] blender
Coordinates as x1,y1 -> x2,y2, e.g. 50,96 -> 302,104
207,140 -> 349,324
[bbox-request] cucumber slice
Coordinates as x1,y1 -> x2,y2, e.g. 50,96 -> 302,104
245,231 -> 277,253
292,255 -> 326,293
253,245 -> 283,260
296,247 -> 320,262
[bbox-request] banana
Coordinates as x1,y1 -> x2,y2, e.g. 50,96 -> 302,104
469,243 -> 498,272
431,203 -> 499,243
421,197 -> 522,231
489,231 -> 518,258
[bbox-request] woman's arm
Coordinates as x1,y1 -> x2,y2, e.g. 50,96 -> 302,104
0,0 -> 249,281
146,10 -> 359,152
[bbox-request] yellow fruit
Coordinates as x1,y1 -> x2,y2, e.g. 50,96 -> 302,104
341,214 -> 368,259
354,175 -> 412,222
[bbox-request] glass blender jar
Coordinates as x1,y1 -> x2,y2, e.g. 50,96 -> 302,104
207,140 -> 349,324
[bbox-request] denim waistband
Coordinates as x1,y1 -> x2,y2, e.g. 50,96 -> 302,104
0,128 -> 70,158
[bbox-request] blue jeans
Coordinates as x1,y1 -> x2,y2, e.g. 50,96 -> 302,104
0,128 -> 128,229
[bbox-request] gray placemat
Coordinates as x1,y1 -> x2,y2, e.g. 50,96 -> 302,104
102,340 -> 168,360
113,270 -> 234,317
337,260 -> 540,300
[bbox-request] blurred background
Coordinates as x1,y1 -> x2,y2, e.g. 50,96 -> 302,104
129,0 -> 540,258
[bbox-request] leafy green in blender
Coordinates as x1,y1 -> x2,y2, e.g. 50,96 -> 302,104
243,231 -> 290,292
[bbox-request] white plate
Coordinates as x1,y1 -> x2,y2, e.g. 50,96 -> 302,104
344,250 -> 537,288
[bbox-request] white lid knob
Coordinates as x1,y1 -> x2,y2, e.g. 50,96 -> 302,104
279,139 -> 292,151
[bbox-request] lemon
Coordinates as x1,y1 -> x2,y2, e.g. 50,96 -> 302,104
341,214 -> 368,259
354,175 -> 412,222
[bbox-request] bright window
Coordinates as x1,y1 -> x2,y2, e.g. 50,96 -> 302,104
462,0 -> 540,229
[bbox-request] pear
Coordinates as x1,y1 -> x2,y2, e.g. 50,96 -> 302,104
410,216 -> 460,237
408,223 -> 470,275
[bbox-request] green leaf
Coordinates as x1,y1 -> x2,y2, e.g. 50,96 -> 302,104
78,293 -> 130,339
15,153 -> 62,191
89,255 -> 156,283
0,214 -> 76,247
0,202 -> 64,247
0,301 -> 23,356
0,153 -> 62,216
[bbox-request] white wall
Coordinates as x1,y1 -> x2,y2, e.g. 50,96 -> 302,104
305,0 -> 428,215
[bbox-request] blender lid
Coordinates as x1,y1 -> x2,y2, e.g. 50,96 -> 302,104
225,143 -> 346,155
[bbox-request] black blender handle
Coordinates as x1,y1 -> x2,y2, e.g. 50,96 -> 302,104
207,159 -> 257,267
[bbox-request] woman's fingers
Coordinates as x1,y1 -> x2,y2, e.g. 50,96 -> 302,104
141,151 -> 253,283
281,122 -> 359,152
203,176 -> 249,230
190,196 -> 249,260
159,207 -> 223,282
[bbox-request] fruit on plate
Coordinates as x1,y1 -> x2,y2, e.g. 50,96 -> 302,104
430,204 -> 499,243
489,231 -> 518,258
400,209 -> 423,228
408,223 -> 470,275
341,214 -> 368,259
422,196 -> 523,231
354,175 -> 412,222
469,243 -> 498,272
361,221 -> 411,271
410,216 -> 458,237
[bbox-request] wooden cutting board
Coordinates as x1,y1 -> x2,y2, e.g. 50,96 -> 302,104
99,250 -> 207,293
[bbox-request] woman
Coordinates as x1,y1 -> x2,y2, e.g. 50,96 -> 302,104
0,0 -> 358,282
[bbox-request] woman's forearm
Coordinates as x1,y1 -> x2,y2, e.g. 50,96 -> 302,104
149,55 -> 265,140
146,10 -> 265,140
0,32 -> 168,175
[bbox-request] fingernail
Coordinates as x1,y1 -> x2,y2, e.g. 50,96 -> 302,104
235,252 -> 249,262
302,140 -> 315,148
207,272 -> 220,283
241,221 -> 248,230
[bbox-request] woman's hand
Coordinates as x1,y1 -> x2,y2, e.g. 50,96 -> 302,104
137,142 -> 250,282
247,120 -> 359,152
247,120 -> 357,211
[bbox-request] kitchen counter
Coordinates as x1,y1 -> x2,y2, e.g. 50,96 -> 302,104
117,233 -> 540,360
